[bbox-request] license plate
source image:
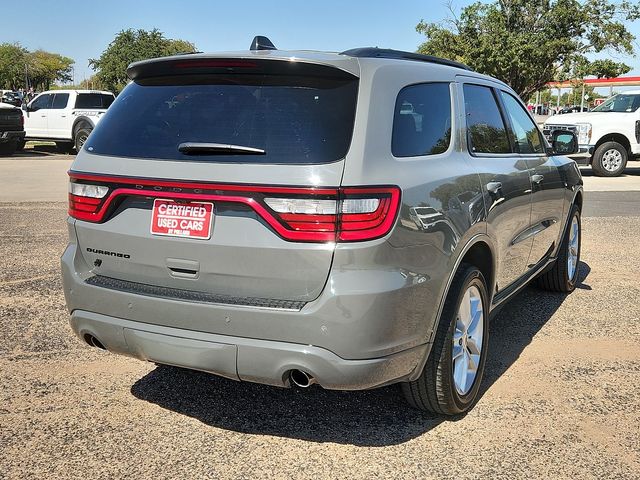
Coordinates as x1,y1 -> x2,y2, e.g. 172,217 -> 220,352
150,199 -> 214,239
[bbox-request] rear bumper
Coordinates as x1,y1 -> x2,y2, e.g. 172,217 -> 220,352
62,239 -> 434,390
70,309 -> 427,390
0,130 -> 25,143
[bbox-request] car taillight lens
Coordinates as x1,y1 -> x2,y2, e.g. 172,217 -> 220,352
264,187 -> 400,241
67,173 -> 400,242
68,182 -> 109,220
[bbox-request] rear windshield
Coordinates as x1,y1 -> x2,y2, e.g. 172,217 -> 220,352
85,75 -> 358,164
75,93 -> 115,109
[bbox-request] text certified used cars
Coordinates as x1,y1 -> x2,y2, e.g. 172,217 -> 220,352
61,37 -> 583,415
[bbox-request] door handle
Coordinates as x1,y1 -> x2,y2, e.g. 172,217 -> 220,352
486,181 -> 502,194
531,174 -> 544,184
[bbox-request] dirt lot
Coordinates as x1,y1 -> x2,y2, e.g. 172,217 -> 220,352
1,158 -> 639,479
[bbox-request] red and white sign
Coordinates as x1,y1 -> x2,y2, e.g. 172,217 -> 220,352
150,199 -> 214,239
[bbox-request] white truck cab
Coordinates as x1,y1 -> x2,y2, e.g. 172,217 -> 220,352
543,90 -> 640,176
22,90 -> 115,152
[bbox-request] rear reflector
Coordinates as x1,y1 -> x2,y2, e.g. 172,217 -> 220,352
67,173 -> 401,243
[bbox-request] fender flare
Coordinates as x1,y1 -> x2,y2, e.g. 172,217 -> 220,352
406,233 -> 497,382
72,116 -> 95,136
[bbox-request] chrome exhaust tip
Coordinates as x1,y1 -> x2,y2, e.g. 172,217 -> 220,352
290,369 -> 316,388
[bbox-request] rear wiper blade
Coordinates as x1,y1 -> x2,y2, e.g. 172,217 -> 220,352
177,142 -> 265,155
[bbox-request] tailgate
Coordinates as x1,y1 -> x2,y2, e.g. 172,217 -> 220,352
69,57 -> 359,303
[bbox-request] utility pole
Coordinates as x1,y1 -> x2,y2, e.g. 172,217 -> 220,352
24,63 -> 28,89
580,83 -> 585,111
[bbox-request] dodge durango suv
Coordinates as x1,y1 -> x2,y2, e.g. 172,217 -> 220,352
61,37 -> 583,415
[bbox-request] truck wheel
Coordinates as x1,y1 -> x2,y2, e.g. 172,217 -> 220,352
592,141 -> 627,177
16,140 -> 25,151
0,141 -> 17,156
402,263 -> 489,415
74,126 -> 92,152
536,205 -> 581,293
55,142 -> 74,154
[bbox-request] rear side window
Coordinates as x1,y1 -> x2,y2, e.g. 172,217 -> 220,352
75,93 -> 115,109
463,84 -> 510,154
86,75 -> 358,164
51,93 -> 69,109
392,83 -> 451,157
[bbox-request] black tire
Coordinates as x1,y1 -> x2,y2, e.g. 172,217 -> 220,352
592,141 -> 627,177
0,141 -> 17,156
55,141 -> 74,154
74,125 -> 92,152
536,205 -> 581,293
402,264 -> 489,415
16,140 -> 25,151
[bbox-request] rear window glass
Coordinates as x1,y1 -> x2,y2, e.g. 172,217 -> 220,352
51,93 -> 69,109
392,83 -> 451,157
85,75 -> 358,164
75,93 -> 115,109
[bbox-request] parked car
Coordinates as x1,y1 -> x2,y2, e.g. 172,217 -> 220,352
61,37 -> 583,415
558,105 -> 589,115
21,89 -> 115,152
0,101 -> 25,156
544,91 -> 640,176
1,91 -> 23,107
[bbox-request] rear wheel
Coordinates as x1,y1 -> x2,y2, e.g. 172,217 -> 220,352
16,140 -> 25,151
0,141 -> 17,156
74,125 -> 92,152
536,205 -> 581,292
402,264 -> 489,415
592,141 -> 627,177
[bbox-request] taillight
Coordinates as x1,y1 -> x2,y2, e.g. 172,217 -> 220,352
68,181 -> 109,220
67,173 -> 400,243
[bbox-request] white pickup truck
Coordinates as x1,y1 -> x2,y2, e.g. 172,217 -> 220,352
21,90 -> 115,153
543,90 -> 640,176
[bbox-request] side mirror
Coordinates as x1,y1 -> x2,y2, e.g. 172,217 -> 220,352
551,130 -> 578,155
21,104 -> 27,111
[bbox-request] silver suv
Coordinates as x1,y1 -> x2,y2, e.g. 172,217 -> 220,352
61,37 -> 583,415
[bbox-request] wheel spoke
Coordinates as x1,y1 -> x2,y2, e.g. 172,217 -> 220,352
458,289 -> 471,328
452,344 -> 464,361
466,337 -> 481,355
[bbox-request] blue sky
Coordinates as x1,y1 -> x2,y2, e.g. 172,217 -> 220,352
3,0 -> 640,91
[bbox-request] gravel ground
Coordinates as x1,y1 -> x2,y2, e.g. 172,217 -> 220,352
1,203 -> 639,479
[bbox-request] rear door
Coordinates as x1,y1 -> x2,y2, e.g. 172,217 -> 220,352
70,58 -> 360,303
461,82 -> 533,293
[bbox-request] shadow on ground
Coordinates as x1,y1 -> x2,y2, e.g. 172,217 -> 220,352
131,262 -> 591,446
579,165 -> 640,177
13,144 -> 75,158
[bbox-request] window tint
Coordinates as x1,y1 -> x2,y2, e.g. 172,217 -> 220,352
75,93 -> 115,109
51,93 -> 69,109
86,75 -> 358,164
392,83 -> 451,157
500,92 -> 544,154
30,94 -> 52,111
463,84 -> 510,154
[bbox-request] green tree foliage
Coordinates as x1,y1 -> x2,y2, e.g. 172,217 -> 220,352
0,43 -> 28,89
416,0 -> 640,99
89,29 -> 196,93
0,43 -> 73,90
28,50 -> 74,90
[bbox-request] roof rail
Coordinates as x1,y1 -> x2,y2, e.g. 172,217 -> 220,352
340,47 -> 472,71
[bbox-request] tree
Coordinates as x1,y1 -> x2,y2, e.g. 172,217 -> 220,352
27,50 -> 74,90
0,43 -> 28,89
89,29 -> 196,93
416,0 -> 640,99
